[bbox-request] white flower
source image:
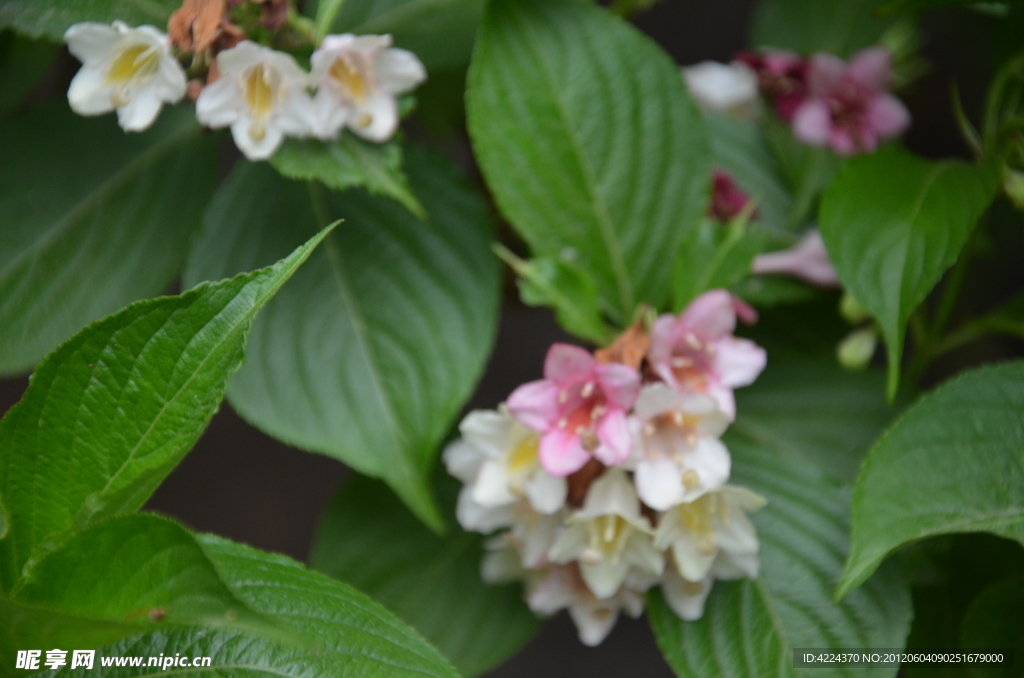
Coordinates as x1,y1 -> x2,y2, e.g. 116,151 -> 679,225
654,485 -> 766,585
660,566 -> 714,621
444,408 -> 568,521
526,564 -> 645,647
682,60 -> 759,113
549,469 -> 663,600
628,384 -> 731,511
64,21 -> 186,131
309,33 -> 426,142
196,41 -> 314,160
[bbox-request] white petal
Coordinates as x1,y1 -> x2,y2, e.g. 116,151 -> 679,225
115,89 -> 163,131
442,439 -> 481,484
67,66 -> 116,116
634,383 -> 686,420
671,535 -> 717,582
548,523 -> 587,564
230,117 -> 284,161
683,61 -> 758,112
577,468 -> 643,523
460,409 -> 516,459
677,437 -> 731,504
309,88 -> 348,140
581,560 -> 630,600
64,23 -> 120,63
455,486 -> 512,533
374,47 -> 426,94
348,93 -> 398,142
570,600 -> 619,646
472,460 -> 517,507
525,471 -> 567,514
711,548 -> 760,580
195,78 -> 241,128
518,512 -> 562,568
526,567 -> 574,615
623,533 -> 665,576
661,569 -> 714,621
635,457 -> 683,511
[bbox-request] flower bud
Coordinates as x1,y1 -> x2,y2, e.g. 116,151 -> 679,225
839,293 -> 871,325
837,327 -> 878,371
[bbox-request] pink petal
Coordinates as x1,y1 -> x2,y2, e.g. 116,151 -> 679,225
762,50 -> 803,75
595,363 -> 641,410
543,343 -> 596,385
751,229 -> 840,287
507,380 -> 561,431
792,100 -> 831,146
732,296 -> 759,325
593,411 -> 632,466
847,47 -> 891,91
539,429 -> 591,477
649,315 -> 678,365
714,337 -> 767,389
829,127 -> 860,156
807,53 -> 846,95
679,289 -> 737,339
869,94 -> 910,139
706,382 -> 737,421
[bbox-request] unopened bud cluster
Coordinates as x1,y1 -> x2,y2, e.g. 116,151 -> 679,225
445,290 -> 769,645
63,4 -> 425,161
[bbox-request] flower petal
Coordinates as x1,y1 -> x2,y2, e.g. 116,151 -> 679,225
678,437 -> 731,503
807,53 -> 846,95
472,459 -> 517,507
230,117 -> 284,161
543,343 -> 596,384
455,486 -> 512,533
714,337 -> 766,388
569,600 -> 619,646
115,88 -> 163,131
374,47 -> 427,94
848,46 -> 891,90
869,93 -> 911,139
538,428 -> 591,477
67,66 -> 115,116
635,457 -> 683,511
581,560 -> 630,600
594,410 -> 633,467
792,99 -> 831,146
525,471 -> 568,514
349,93 -> 398,142
595,363 -> 640,410
661,569 -> 713,621
679,289 -> 737,339
442,439 -> 481,484
507,379 -> 561,431
751,229 -> 839,287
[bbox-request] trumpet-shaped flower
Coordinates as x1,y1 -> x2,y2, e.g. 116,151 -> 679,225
196,41 -> 314,160
660,565 -> 715,621
64,21 -> 186,131
683,61 -> 758,113
482,503 -> 566,573
751,229 -> 839,287
527,563 -> 645,647
792,47 -> 910,156
649,290 -> 766,420
444,408 -> 568,516
654,485 -> 766,584
310,34 -> 426,142
549,469 -> 663,599
736,49 -> 809,120
507,344 -> 641,477
628,384 -> 731,511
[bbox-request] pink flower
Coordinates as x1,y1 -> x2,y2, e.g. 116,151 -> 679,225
791,47 -> 910,156
507,344 -> 641,477
708,170 -> 756,222
751,229 -> 839,287
649,290 -> 766,420
735,49 -> 809,121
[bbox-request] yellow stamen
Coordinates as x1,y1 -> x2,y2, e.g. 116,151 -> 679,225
243,64 -> 278,121
107,43 -> 160,85
506,434 -> 539,472
329,55 -> 368,104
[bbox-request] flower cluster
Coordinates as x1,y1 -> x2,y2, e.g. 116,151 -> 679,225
64,19 -> 425,160
685,47 -> 909,156
445,290 -> 769,645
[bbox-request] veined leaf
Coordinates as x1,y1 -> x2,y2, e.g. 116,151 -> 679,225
0,0 -> 180,42
0,224 -> 336,592
269,136 -> 424,217
649,444 -> 912,678
311,473 -> 540,677
819,147 -> 997,399
673,218 -> 769,311
0,104 -> 219,376
468,0 -> 712,325
184,146 -> 500,531
838,361 -> 1024,598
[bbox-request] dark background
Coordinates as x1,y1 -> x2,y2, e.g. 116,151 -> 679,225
0,1 -> 1010,675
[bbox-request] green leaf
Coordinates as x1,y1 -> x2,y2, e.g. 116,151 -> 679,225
728,349 -> 895,484
838,361 -> 1024,598
40,535 -> 460,678
819,147 -> 997,399
269,136 -> 425,218
184,146 -> 500,532
0,32 -> 56,114
15,515 -> 262,628
733,275 -> 820,308
311,473 -> 540,677
0,0 -> 180,41
705,113 -> 793,235
321,0 -> 485,70
648,444 -> 912,678
960,575 -> 1024,678
0,103 -> 219,376
673,218 -> 768,311
752,0 -> 897,56
467,0 -> 712,324
0,223 -> 337,592
762,114 -> 844,231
